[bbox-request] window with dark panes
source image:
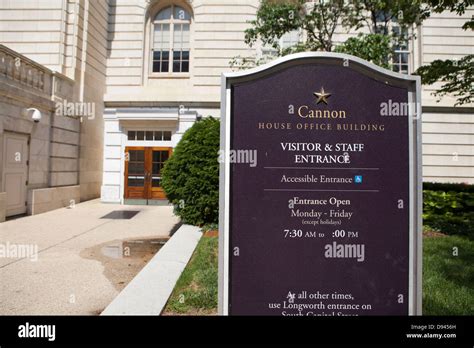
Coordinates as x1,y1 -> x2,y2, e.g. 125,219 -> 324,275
127,130 -> 172,141
163,131 -> 172,141
152,5 -> 191,74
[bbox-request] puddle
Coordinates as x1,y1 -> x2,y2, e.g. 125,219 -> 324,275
81,237 -> 169,291
101,238 -> 167,259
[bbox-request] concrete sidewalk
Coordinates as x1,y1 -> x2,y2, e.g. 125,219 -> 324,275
0,199 -> 180,315
102,224 -> 202,315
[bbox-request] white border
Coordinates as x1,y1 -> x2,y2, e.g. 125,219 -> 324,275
218,52 -> 422,316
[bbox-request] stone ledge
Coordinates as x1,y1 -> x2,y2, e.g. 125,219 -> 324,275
28,185 -> 81,215
101,224 -> 202,315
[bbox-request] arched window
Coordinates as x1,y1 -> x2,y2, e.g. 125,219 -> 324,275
152,5 -> 191,73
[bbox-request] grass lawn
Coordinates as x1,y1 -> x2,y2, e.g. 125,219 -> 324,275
163,235 -> 218,315
162,231 -> 474,316
423,234 -> 474,315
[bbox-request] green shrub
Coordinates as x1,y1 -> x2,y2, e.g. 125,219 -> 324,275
423,182 -> 474,193
161,117 -> 219,226
202,223 -> 219,232
423,185 -> 474,238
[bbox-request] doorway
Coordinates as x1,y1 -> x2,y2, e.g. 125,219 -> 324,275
2,132 -> 29,216
124,147 -> 172,203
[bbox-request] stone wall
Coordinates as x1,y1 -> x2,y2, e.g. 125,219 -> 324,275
28,185 -> 81,215
0,0 -> 109,203
0,45 -> 82,218
0,192 -> 6,222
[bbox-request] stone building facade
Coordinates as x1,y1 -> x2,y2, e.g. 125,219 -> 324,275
0,0 -> 472,218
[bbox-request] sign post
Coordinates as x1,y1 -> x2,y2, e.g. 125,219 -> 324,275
218,53 -> 422,316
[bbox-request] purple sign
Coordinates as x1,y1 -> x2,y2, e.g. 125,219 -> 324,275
218,54 -> 422,316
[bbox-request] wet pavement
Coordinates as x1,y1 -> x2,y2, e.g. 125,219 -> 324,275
81,237 -> 168,291
0,199 -> 179,315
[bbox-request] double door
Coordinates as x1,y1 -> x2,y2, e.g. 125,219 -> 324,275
124,147 -> 172,200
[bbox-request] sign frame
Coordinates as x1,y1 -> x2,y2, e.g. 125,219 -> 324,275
218,52 -> 422,316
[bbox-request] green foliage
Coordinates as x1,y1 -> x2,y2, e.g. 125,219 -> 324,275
233,0 -> 428,70
236,0 -> 473,105
414,0 -> 473,106
334,33 -> 392,69
423,235 -> 474,315
423,188 -> 474,238
415,54 -> 474,106
424,0 -> 474,30
244,0 -> 428,54
164,236 -> 218,314
245,0 -> 304,51
161,117 -> 219,226
349,0 -> 429,35
245,0 -> 360,53
201,223 -> 219,232
427,0 -> 474,30
423,182 -> 474,193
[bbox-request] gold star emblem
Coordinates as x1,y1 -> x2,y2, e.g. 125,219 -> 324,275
314,87 -> 331,105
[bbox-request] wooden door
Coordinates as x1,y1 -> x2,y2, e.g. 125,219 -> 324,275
149,147 -> 172,199
124,147 -> 147,199
124,147 -> 172,201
